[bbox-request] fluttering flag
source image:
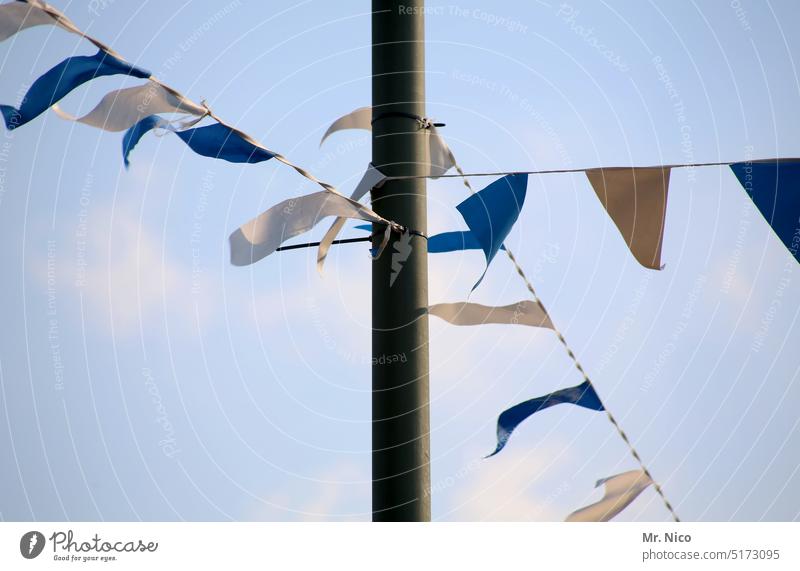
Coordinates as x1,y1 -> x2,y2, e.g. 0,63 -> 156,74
456,174 -> 528,290
488,379 -> 604,457
52,81 -> 205,132
0,0 -> 79,43
427,230 -> 507,253
319,106 -> 371,146
319,106 -> 455,177
565,470 -> 653,522
585,167 -> 671,269
0,49 -> 151,131
316,164 -> 386,273
730,159 -> 800,263
0,0 -> 112,52
122,117 -> 274,167
429,300 -> 553,328
229,191 -> 389,266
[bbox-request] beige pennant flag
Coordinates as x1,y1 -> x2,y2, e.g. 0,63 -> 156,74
565,470 -> 653,522
429,300 -> 553,329
585,167 -> 670,269
320,107 -> 455,178
52,81 -> 206,132
230,191 -> 387,266
316,164 -> 386,274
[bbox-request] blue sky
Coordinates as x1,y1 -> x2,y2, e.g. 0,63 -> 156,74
0,0 -> 799,521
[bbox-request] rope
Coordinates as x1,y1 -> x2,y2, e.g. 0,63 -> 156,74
449,158 -> 682,522
386,157 -> 792,182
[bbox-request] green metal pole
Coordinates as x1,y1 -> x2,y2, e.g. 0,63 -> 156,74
371,0 -> 431,521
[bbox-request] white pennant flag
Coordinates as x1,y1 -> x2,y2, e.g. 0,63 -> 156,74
230,191 -> 388,266
316,164 -> 387,273
1,0 -> 114,54
52,81 -> 205,132
429,300 -> 553,329
565,470 -> 653,522
320,107 -> 455,178
319,106 -> 371,146
585,167 -> 671,270
0,0 -> 75,43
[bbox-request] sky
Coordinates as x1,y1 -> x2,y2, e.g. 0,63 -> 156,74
0,0 -> 799,522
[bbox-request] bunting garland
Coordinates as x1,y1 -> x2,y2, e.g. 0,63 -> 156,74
11,0 -> 800,525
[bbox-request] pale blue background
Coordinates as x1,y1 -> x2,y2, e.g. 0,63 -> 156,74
0,0 -> 798,521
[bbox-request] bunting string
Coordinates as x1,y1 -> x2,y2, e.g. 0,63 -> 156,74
383,157 -> 797,181
447,157 -> 682,522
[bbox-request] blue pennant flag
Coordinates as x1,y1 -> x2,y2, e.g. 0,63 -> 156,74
428,230 -> 506,253
122,115 -> 168,167
456,174 -> 528,290
122,116 -> 275,167
1,50 -> 150,131
730,159 -> 800,263
488,380 -> 604,457
354,225 -> 506,254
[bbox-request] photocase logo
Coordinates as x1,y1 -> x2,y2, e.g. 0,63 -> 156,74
20,531 -> 45,559
389,228 -> 413,287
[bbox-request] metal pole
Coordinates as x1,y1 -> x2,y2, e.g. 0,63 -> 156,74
371,0 -> 431,521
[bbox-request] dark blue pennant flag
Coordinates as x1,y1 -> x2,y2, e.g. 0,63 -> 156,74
730,159 -> 800,263
487,380 -> 604,457
1,49 -> 150,130
456,174 -> 528,290
123,116 -> 275,167
428,230 -> 506,253
354,225 -> 506,254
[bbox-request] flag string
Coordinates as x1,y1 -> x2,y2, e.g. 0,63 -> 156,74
386,157 -> 791,182
448,153 -> 682,522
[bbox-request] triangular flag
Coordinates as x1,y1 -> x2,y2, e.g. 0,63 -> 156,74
122,117 -> 274,167
319,106 -> 455,177
319,106 -> 371,146
585,167 -> 670,269
429,301 -> 553,329
1,50 -> 151,130
456,174 -> 528,290
488,380 -> 603,457
0,0 -> 80,43
730,159 -> 800,263
229,191 -> 388,266
316,164 -> 386,273
52,81 -> 205,132
565,470 -> 653,522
